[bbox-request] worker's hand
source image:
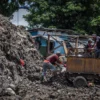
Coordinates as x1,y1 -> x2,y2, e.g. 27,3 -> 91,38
20,59 -> 25,66
63,64 -> 67,67
61,66 -> 67,73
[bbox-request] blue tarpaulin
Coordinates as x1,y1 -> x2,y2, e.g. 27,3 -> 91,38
30,31 -> 38,36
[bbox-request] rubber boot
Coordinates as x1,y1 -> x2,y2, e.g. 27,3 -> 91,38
49,75 -> 57,83
40,75 -> 44,82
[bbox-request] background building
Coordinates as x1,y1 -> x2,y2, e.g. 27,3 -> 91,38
10,6 -> 29,27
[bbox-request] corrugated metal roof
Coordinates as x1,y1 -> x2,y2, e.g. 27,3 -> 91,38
42,36 -> 63,42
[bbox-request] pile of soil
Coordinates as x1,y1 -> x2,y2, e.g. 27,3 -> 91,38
0,14 -> 100,100
0,14 -> 43,99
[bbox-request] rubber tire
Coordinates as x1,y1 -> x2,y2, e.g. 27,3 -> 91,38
73,76 -> 87,88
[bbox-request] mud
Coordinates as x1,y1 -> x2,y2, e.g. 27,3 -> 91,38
0,14 -> 100,100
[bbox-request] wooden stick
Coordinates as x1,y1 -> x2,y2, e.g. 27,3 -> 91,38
50,34 -> 95,38
75,37 -> 79,54
46,33 -> 62,45
50,44 -> 62,53
47,35 -> 50,56
63,41 -> 68,55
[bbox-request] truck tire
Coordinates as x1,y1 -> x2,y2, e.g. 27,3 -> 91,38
73,76 -> 87,88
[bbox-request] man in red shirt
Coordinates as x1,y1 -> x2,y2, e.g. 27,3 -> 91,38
85,39 -> 94,57
41,51 -> 65,82
86,39 -> 93,52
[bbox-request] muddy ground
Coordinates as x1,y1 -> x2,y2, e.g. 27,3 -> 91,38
0,14 -> 100,100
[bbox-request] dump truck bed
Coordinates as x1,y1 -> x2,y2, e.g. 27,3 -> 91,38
67,56 -> 100,74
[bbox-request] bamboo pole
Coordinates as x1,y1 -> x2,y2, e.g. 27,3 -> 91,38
63,41 -> 68,55
75,37 -> 79,55
47,35 -> 50,56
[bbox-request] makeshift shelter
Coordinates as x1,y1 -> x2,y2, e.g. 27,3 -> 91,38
34,35 -> 65,57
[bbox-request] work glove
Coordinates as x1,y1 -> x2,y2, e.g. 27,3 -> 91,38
61,67 -> 66,73
63,64 -> 67,67
20,59 -> 25,66
16,56 -> 25,66
59,64 -> 67,73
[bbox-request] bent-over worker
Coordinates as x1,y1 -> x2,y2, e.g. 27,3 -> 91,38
41,51 -> 66,82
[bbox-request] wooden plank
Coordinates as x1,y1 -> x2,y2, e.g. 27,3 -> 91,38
67,57 -> 100,74
47,35 -> 50,56
75,37 -> 79,55
84,58 -> 95,73
94,59 -> 100,74
63,41 -> 68,55
28,28 -> 75,33
67,57 -> 85,73
51,34 -> 95,38
32,34 -> 42,38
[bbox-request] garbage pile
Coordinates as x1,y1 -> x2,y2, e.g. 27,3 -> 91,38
0,14 -> 100,100
0,14 -> 43,99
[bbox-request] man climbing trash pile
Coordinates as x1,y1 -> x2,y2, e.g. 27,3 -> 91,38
40,51 -> 67,82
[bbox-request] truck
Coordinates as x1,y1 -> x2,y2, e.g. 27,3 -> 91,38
63,35 -> 100,87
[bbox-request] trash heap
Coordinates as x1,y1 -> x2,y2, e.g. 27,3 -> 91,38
0,14 -> 100,100
0,14 -> 43,99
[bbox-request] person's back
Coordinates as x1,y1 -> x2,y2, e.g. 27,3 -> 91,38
97,38 -> 100,49
96,37 -> 100,58
92,34 -> 100,49
46,54 -> 58,64
92,34 -> 100,58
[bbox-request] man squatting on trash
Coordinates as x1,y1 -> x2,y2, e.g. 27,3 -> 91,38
41,51 -> 66,81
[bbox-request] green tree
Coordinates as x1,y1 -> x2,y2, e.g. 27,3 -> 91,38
24,0 -> 100,35
0,0 -> 30,17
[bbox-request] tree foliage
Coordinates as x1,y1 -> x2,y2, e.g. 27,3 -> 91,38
24,0 -> 100,35
0,0 -> 29,17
